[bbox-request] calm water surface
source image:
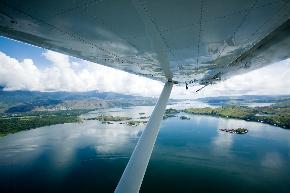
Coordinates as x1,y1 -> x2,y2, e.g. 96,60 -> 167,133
0,106 -> 289,193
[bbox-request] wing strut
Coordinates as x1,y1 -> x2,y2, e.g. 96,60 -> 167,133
114,81 -> 173,193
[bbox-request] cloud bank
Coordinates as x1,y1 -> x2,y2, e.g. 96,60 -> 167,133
0,50 -> 163,97
0,50 -> 289,99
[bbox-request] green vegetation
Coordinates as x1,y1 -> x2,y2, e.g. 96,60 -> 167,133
127,120 -> 147,126
86,115 -> 132,122
183,106 -> 256,119
183,105 -> 290,129
0,110 -> 89,136
163,108 -> 179,120
271,100 -> 290,108
165,108 -> 179,114
183,107 -> 213,115
88,114 -> 149,126
180,116 -> 190,120
235,128 -> 248,134
220,128 -> 248,134
102,121 -> 113,124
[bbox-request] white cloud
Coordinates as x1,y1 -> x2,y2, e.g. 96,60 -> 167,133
0,50 -> 289,99
0,50 -> 163,97
0,52 -> 42,90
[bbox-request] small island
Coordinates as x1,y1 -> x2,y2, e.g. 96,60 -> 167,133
220,128 -> 248,134
163,108 -> 179,120
86,115 -> 148,127
127,120 -> 147,126
86,115 -> 132,122
180,116 -> 190,120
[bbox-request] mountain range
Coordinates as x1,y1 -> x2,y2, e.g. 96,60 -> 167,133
0,89 -> 157,113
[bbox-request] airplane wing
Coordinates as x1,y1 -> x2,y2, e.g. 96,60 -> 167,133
1,0 -> 290,85
1,1 -> 290,193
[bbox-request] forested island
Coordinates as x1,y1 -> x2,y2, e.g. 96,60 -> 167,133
86,115 -> 132,122
182,104 -> 290,129
0,110 -> 89,136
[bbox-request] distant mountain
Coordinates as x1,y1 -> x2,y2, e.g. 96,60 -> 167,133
196,95 -> 290,106
0,89 -> 149,100
0,90 -> 157,113
5,99 -> 61,113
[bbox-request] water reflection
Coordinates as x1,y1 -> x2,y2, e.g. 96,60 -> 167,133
0,106 -> 155,164
0,106 -> 289,193
261,152 -> 284,169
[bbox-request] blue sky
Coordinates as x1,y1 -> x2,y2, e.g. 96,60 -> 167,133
0,37 -> 50,68
0,36 -> 290,99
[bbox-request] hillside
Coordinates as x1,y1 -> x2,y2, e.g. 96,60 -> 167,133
183,102 -> 290,129
0,89 -> 157,113
196,95 -> 290,106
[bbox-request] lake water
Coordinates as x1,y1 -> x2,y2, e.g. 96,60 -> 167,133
0,106 -> 289,193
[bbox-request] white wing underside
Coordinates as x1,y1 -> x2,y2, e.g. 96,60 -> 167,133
0,0 -> 290,85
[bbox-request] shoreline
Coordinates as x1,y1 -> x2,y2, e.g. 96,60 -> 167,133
182,106 -> 290,129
